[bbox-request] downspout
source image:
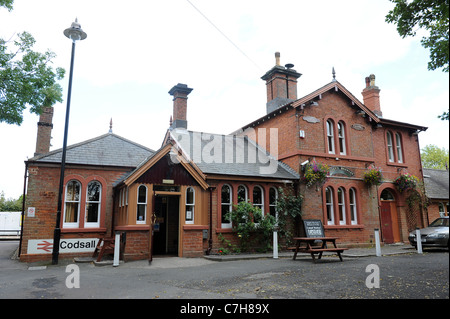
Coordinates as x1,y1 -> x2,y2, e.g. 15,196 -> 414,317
207,186 -> 215,255
18,161 -> 28,257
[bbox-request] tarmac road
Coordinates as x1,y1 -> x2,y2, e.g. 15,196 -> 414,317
0,240 -> 448,302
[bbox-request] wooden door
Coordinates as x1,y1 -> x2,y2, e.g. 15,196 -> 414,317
380,201 -> 394,244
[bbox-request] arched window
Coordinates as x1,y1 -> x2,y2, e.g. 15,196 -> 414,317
221,185 -> 232,228
269,187 -> 278,219
63,180 -> 81,228
253,185 -> 264,214
327,120 -> 335,154
395,133 -> 403,163
137,185 -> 147,224
185,187 -> 195,224
85,181 -> 101,228
386,131 -> 394,162
349,188 -> 358,225
338,121 -> 346,155
325,187 -> 334,225
237,185 -> 248,203
337,187 -> 346,225
380,189 -> 395,201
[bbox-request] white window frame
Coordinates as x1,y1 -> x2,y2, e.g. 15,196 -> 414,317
63,180 -> 81,228
325,187 -> 335,225
85,181 -> 101,228
327,120 -> 335,154
237,185 -> 248,203
221,184 -> 232,229
269,187 -> 278,221
253,185 -> 265,216
185,187 -> 195,224
395,133 -> 403,163
338,187 -> 346,225
386,131 -> 394,162
349,188 -> 358,225
338,121 -> 346,155
136,185 -> 147,224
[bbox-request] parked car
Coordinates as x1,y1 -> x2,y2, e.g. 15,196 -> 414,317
409,216 -> 449,249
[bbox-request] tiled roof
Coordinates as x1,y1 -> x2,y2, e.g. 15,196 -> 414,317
28,133 -> 154,168
170,129 -> 299,180
423,168 -> 449,200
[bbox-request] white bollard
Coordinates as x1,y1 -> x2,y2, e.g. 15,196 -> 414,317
416,228 -> 423,254
374,228 -> 381,257
273,228 -> 278,259
113,232 -> 121,267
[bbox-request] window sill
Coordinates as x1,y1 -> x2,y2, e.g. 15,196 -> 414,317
62,227 -> 107,233
114,225 -> 150,231
386,162 -> 408,168
183,225 -> 208,231
324,225 -> 365,230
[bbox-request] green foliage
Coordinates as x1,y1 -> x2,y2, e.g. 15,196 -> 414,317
1,29 -> 65,125
0,0 -> 14,11
386,0 -> 449,73
302,160 -> 330,188
363,164 -> 383,186
275,186 -> 303,245
0,191 -> 22,211
227,201 -> 276,252
421,144 -> 449,169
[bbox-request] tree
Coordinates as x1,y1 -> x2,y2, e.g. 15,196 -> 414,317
0,191 -> 22,211
386,0 -> 449,73
0,1 -> 65,125
421,144 -> 449,170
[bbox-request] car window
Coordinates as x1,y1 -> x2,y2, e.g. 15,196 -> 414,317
429,218 -> 449,227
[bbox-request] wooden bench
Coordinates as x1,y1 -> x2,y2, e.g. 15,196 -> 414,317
92,237 -> 115,262
292,237 -> 348,263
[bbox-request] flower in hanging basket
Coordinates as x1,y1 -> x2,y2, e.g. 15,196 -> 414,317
394,172 -> 419,193
303,160 -> 330,188
363,165 -> 383,186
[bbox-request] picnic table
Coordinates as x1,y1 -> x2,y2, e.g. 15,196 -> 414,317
292,237 -> 348,263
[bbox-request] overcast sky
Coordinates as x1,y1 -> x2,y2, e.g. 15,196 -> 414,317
0,0 -> 449,199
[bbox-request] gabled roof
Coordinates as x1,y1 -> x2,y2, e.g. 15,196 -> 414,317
169,129 -> 300,181
118,142 -> 209,190
235,80 -> 427,133
423,168 -> 449,200
28,132 -> 154,168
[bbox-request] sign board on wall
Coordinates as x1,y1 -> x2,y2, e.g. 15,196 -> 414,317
27,238 -> 99,254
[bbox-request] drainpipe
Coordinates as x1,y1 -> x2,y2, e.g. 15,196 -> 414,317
207,186 -> 215,255
18,161 -> 28,257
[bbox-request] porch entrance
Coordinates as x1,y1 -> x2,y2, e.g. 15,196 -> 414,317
380,189 -> 401,243
153,195 -> 179,256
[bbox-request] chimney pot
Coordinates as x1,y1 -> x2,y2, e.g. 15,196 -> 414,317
275,52 -> 281,66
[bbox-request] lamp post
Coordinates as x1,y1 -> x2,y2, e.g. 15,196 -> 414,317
52,19 -> 87,265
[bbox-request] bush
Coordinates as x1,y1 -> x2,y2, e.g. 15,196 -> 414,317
226,201 -> 276,252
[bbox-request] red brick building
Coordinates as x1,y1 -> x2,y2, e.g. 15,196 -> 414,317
19,53 -> 430,263
236,53 -> 428,246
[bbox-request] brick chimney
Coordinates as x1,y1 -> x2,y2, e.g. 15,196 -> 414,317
361,74 -> 382,117
169,83 -> 193,129
261,52 -> 302,113
34,106 -> 54,156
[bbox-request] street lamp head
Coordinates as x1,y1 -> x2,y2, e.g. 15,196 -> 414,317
64,18 -> 87,42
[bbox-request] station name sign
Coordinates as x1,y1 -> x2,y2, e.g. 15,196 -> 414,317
27,238 -> 99,254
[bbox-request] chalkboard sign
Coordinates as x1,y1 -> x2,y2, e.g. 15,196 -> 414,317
302,219 -> 325,238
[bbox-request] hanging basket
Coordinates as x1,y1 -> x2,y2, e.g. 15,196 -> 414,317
302,160 -> 330,188
393,172 -> 419,193
363,165 -> 383,186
